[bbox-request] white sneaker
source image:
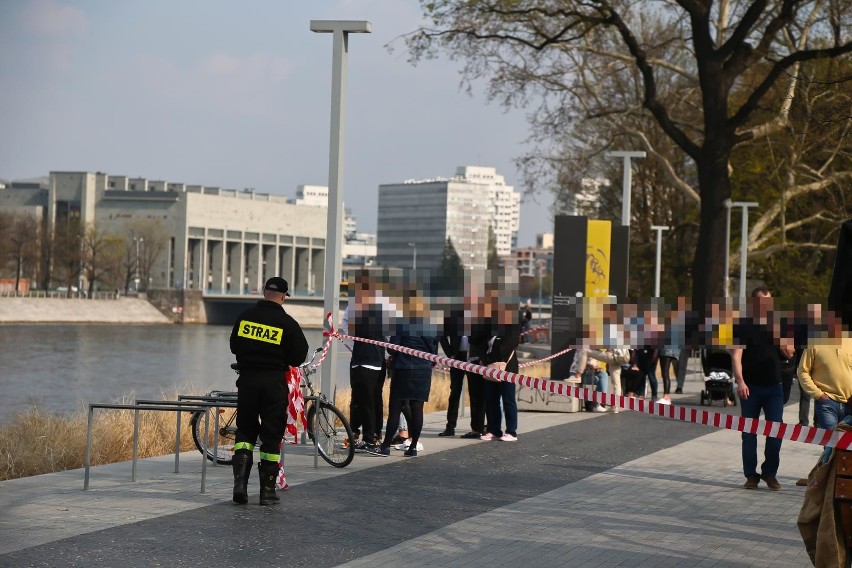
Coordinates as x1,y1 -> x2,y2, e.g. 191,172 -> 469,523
396,440 -> 424,451
656,398 -> 672,405
499,433 -> 518,441
480,433 -> 496,441
592,405 -> 607,413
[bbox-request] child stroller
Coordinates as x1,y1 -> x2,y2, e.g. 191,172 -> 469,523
700,348 -> 737,407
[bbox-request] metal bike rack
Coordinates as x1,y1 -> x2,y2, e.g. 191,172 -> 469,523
84,400 -> 235,493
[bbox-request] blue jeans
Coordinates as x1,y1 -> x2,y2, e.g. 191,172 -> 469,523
740,383 -> 783,478
637,370 -> 658,399
582,369 -> 609,394
484,380 -> 518,436
814,397 -> 852,430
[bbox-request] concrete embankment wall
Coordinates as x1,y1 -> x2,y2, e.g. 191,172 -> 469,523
0,297 -> 333,327
0,298 -> 171,324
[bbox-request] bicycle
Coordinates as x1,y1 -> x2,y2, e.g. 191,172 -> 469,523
190,346 -> 355,468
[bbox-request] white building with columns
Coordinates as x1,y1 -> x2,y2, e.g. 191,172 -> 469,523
0,171 -> 329,295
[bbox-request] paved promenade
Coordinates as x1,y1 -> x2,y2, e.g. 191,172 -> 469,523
0,371 -> 819,568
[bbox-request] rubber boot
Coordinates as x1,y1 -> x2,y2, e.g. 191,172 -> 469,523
232,449 -> 252,505
258,460 -> 280,506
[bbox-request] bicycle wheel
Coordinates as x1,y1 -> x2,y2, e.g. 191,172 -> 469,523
308,402 -> 354,468
190,407 -> 238,465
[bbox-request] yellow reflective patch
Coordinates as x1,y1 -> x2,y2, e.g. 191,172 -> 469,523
238,320 -> 283,345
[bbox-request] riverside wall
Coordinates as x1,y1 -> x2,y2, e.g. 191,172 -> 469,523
0,295 -> 332,327
0,297 -> 172,324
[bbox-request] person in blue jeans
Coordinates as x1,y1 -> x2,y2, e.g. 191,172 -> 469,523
732,288 -> 794,491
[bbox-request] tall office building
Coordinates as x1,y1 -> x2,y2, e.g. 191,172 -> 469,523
376,166 -> 520,272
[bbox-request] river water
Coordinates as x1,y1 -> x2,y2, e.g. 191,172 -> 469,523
0,324 -> 349,420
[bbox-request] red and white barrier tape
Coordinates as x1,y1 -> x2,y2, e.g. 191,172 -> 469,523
321,312 -> 852,450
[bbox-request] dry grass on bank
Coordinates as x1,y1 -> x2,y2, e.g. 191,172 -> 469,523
1,362 -> 549,481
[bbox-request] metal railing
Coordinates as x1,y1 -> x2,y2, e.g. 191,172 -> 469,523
83,398 -> 237,493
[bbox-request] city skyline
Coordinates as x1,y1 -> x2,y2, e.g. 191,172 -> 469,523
0,0 -> 554,247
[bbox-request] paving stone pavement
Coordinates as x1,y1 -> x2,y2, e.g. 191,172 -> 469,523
0,373 -> 822,568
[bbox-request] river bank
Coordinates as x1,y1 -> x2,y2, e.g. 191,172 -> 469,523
0,297 -> 328,326
0,297 -> 170,324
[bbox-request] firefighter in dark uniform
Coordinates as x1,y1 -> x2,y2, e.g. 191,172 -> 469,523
229,277 -> 308,506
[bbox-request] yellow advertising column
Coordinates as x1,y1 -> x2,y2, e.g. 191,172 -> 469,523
585,220 -> 612,298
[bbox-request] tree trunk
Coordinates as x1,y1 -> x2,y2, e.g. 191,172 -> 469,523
691,153 -> 731,313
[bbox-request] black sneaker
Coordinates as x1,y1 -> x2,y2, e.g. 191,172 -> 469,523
403,447 -> 418,457
438,428 -> 455,437
353,440 -> 369,452
675,387 -> 683,394
365,444 -> 390,458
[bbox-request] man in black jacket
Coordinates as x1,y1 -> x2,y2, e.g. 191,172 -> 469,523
229,277 -> 308,506
438,307 -> 484,438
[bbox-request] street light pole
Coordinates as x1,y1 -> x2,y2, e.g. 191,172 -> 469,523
408,242 -> 417,274
723,198 -> 732,297
731,201 -> 758,298
134,237 -> 144,293
311,19 -> 372,398
650,226 -> 669,297
606,151 -> 647,227
606,150 -> 645,298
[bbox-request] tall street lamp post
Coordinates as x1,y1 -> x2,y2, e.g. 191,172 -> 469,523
311,19 -> 372,398
731,201 -> 758,298
650,226 -> 669,297
606,151 -> 646,297
408,242 -> 417,274
723,198 -> 732,296
134,236 -> 144,293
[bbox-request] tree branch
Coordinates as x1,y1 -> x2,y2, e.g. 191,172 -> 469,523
604,6 -> 701,158
731,42 -> 852,132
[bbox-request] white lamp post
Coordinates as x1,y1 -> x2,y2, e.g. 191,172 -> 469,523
606,151 -> 647,227
731,201 -> 758,298
311,19 -> 372,398
134,236 -> 144,292
723,198 -> 732,296
606,150 -> 646,297
408,242 -> 417,273
650,225 -> 669,297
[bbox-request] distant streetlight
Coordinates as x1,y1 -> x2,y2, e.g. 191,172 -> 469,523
606,150 -> 646,298
723,198 -> 733,296
606,151 -> 647,227
408,242 -> 417,273
650,226 -> 669,297
311,19 -> 372,398
134,237 -> 144,293
730,201 -> 758,298
536,257 -> 547,322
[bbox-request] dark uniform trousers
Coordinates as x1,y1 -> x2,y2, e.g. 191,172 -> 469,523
235,368 -> 289,456
446,352 -> 486,433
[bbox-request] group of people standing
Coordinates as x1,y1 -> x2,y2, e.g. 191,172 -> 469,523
343,269 -> 523,457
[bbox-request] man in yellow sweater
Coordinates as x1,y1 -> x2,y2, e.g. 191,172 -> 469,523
797,310 -> 852,431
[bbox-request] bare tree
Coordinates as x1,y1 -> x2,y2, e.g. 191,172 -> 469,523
7,212 -> 40,292
52,220 -> 84,296
405,0 -> 852,307
82,223 -> 124,297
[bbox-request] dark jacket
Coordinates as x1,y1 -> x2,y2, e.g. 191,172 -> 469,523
631,347 -> 659,373
390,334 -> 438,371
483,323 -> 521,373
230,300 -> 308,372
439,309 -> 466,359
349,305 -> 386,367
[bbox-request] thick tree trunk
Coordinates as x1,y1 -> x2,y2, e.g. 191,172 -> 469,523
691,153 -> 730,313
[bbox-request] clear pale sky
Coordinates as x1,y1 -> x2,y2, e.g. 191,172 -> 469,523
0,0 -> 554,246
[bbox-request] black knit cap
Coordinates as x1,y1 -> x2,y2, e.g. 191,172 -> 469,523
264,277 -> 290,296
